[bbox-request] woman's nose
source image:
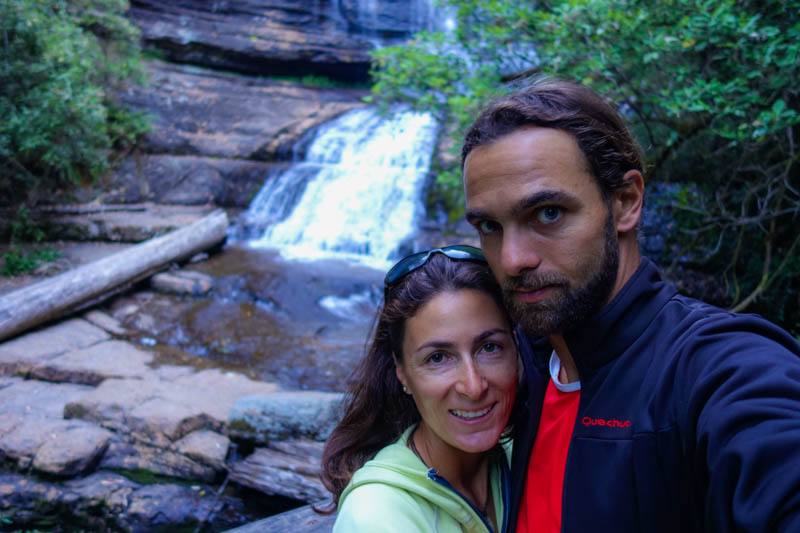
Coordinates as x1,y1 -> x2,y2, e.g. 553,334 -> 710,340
455,360 -> 488,399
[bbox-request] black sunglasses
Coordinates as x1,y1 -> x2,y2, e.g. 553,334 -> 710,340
384,245 -> 487,288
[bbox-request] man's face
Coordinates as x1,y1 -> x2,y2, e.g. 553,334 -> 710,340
463,127 -> 619,336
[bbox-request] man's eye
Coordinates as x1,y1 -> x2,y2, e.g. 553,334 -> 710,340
481,342 -> 500,354
536,206 -> 563,224
477,220 -> 500,234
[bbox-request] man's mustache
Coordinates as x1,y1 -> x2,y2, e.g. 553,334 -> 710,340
502,271 -> 569,293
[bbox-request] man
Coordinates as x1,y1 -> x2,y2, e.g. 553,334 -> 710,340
461,79 -> 800,532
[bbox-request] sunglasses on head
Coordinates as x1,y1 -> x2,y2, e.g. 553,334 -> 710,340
383,245 -> 487,288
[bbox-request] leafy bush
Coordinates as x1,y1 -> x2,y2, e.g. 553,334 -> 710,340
0,0 -> 149,204
1,206 -> 60,276
368,0 -> 800,334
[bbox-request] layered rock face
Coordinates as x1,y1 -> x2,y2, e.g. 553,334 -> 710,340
130,0 -> 441,82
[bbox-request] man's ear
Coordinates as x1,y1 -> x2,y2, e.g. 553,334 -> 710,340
613,170 -> 644,233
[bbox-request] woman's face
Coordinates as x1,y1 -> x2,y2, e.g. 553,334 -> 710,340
396,288 -> 517,456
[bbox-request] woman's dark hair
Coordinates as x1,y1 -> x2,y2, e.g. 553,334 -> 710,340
319,253 -> 508,510
461,77 -> 644,200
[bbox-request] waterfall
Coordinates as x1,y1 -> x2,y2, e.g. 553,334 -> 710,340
241,106 -> 438,268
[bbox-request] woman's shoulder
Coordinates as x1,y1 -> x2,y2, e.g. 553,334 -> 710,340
334,480 -> 425,532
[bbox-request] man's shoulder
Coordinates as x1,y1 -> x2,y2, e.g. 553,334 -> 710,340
650,291 -> 800,371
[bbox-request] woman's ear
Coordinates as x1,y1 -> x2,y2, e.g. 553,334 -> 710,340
395,363 -> 408,392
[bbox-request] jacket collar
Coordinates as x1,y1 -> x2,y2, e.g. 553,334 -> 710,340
559,257 -> 677,376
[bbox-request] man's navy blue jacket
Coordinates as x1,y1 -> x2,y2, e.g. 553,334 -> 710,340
509,258 -> 800,532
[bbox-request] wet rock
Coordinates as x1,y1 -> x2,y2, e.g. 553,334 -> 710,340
0,318 -> 109,375
125,483 -> 218,531
28,340 -> 153,385
32,423 -> 112,477
121,60 -> 364,161
151,269 -> 214,296
99,439 -> 217,482
173,429 -> 230,470
109,155 -> 284,208
229,440 -> 327,502
0,471 -> 233,533
228,391 -> 344,443
129,1 -> 374,82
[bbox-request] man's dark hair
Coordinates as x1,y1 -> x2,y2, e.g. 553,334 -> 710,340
461,78 -> 644,199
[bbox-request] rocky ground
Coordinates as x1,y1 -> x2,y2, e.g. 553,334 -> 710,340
0,208 -> 350,531
0,289 -> 341,531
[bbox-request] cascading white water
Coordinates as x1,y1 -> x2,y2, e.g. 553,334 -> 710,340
242,106 -> 438,268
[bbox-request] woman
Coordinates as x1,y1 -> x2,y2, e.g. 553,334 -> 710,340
321,245 -> 517,533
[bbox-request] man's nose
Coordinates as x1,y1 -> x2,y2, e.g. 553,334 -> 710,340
500,229 -> 540,277
455,359 -> 488,399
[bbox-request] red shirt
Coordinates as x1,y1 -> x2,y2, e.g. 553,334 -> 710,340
516,378 -> 581,533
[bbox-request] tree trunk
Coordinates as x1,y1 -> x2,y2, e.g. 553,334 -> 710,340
0,210 -> 228,342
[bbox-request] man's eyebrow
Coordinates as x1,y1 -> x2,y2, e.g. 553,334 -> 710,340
511,190 -> 574,217
465,190 -> 576,224
465,208 -> 490,224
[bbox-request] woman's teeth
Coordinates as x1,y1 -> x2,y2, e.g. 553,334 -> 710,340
450,406 -> 492,419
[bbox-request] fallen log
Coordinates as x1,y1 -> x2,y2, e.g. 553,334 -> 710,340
0,209 -> 228,342
224,504 -> 336,533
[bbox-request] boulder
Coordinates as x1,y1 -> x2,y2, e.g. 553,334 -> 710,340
228,391 -> 344,443
173,429 -> 230,470
82,310 -> 127,336
151,269 -> 214,296
32,422 -> 112,477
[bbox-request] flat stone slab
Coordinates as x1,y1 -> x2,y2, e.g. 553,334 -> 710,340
0,378 -> 94,419
48,203 -> 216,242
66,369 -> 280,446
0,318 -> 109,375
29,340 -> 154,385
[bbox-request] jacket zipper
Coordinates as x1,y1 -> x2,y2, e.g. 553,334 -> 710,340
427,458 -> 510,533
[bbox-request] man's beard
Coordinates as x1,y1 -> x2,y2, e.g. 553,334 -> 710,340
502,213 -> 619,337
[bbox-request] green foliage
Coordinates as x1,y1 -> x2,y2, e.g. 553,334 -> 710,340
369,0 -> 800,334
1,205 -> 59,276
0,0 -> 149,204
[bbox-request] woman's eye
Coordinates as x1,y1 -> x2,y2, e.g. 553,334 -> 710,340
428,352 -> 446,364
477,220 -> 500,235
536,206 -> 563,224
